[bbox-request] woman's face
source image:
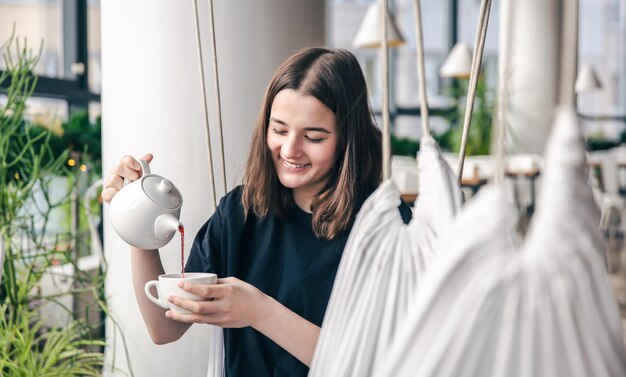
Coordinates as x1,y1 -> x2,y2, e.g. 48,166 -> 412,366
267,89 -> 339,201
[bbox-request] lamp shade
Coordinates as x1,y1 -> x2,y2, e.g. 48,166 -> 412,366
439,42 -> 472,79
575,63 -> 603,92
353,2 -> 405,48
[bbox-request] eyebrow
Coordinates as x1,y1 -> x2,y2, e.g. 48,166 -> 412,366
269,117 -> 332,134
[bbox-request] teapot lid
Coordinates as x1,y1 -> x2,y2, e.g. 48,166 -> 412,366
142,176 -> 182,209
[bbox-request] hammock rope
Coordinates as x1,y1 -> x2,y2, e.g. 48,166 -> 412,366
207,0 -> 227,196
192,0 -> 228,210
381,0 -> 391,180
558,0 -> 578,107
456,0 -> 493,183
412,0 -> 430,137
191,1 -> 227,375
192,0 -> 217,209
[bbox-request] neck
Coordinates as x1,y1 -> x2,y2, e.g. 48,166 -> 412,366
292,188 -> 317,213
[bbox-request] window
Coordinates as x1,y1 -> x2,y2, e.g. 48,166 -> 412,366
0,0 -> 100,109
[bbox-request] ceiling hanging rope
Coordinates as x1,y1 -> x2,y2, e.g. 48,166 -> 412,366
191,0 -> 228,211
455,0 -> 493,183
309,0 -> 462,375
381,0 -> 391,180
191,1 -> 227,376
206,0 -> 227,196
191,0 -> 217,210
376,0 -> 626,374
558,0 -> 578,108
412,0 -> 430,138
492,0 -> 512,188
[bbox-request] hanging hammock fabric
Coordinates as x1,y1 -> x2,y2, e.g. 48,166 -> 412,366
377,108 -> 626,377
309,136 -> 462,376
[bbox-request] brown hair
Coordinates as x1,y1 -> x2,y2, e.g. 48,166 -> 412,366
242,47 -> 382,240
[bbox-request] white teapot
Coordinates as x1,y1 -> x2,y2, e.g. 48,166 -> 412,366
109,159 -> 183,249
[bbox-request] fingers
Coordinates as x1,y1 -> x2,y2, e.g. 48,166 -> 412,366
179,281 -> 229,299
165,310 -> 222,325
101,186 -> 120,203
101,153 -> 152,203
167,295 -> 221,316
141,153 -> 154,164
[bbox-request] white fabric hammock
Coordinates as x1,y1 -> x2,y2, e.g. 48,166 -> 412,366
309,136 -> 462,376
377,108 -> 626,377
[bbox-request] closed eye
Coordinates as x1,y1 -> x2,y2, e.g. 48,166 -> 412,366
271,127 -> 287,135
305,135 -> 325,143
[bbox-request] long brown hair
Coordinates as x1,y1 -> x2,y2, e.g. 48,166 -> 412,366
242,47 -> 382,240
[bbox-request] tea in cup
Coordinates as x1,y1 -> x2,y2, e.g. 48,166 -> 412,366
144,272 -> 217,313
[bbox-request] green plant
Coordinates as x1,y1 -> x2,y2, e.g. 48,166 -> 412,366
0,305 -> 104,375
0,30 -> 107,376
390,134 -> 420,157
437,77 -> 494,155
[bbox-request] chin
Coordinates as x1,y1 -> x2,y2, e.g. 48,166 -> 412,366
278,178 -> 305,190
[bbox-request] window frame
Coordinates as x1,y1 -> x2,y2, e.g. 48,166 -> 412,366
0,0 -> 100,109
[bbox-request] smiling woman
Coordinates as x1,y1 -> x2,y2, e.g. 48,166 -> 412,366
243,48 -> 386,241
102,47 -> 410,377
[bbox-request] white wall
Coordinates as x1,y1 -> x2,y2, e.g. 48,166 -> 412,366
101,1 -> 325,376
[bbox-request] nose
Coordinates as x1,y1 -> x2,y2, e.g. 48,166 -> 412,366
281,134 -> 302,160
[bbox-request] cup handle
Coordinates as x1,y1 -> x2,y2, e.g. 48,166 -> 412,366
144,280 -> 168,310
123,158 -> 151,186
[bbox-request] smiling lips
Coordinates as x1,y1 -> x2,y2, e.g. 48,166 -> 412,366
281,157 -> 311,169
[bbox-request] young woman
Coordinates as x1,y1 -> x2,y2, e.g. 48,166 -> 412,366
102,47 -> 410,377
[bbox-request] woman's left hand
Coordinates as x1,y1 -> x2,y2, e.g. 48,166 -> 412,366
165,277 -> 271,329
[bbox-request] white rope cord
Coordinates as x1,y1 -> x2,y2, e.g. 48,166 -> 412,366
455,0 -> 492,183
192,3 -> 227,376
381,0 -> 391,180
492,0 -> 512,187
412,0 -> 430,137
191,0 -> 217,210
559,0 -> 578,107
207,0 -> 228,196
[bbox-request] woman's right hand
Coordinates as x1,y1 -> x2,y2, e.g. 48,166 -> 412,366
102,153 -> 153,203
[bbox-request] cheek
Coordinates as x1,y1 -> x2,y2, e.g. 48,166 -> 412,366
266,134 -> 279,154
314,143 -> 339,167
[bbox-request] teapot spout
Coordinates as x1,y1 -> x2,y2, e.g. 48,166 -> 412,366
154,213 -> 182,241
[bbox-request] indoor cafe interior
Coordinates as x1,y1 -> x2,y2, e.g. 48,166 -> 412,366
1,0 -> 626,376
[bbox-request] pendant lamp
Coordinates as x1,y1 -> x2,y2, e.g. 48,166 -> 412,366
575,63 -> 603,93
439,42 -> 473,79
353,1 -> 405,48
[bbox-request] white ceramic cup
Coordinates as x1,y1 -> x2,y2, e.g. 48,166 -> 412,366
144,272 -> 217,313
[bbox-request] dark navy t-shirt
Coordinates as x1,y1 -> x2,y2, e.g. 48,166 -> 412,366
185,185 -> 411,377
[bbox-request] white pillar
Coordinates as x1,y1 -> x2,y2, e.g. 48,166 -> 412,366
500,0 -> 563,155
101,1 -> 325,376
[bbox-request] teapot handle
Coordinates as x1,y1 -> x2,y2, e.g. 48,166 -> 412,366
123,158 -> 152,186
